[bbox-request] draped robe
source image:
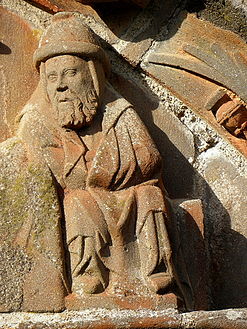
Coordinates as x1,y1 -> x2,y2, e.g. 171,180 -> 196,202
18,83 -> 174,292
0,84 -> 189,311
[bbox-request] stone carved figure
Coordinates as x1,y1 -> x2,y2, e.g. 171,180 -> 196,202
0,12 -> 192,312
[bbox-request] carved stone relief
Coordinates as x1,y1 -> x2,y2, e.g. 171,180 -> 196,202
143,14 -> 247,156
0,12 -> 198,312
0,0 -> 246,324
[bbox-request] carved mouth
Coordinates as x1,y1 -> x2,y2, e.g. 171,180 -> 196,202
58,98 -> 72,103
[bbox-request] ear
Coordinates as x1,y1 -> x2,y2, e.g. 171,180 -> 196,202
88,60 -> 106,106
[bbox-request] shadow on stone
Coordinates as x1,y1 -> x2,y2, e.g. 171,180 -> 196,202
94,0 -> 185,42
0,42 -> 11,54
110,69 -> 247,310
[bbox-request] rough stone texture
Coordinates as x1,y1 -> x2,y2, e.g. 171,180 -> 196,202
143,13 -> 247,157
0,244 -> 31,312
134,74 -> 247,309
144,12 -> 247,103
196,0 -> 247,42
25,0 -> 98,15
107,50 -> 247,309
73,0 -> 182,66
0,137 -> 66,312
1,0 -> 247,315
0,308 -> 247,328
171,199 -> 208,311
65,293 -> 179,311
110,70 -> 195,199
1,0 -> 52,30
66,7 -> 247,157
0,11 -> 201,312
231,0 -> 247,14
113,0 -> 181,66
195,144 -> 247,309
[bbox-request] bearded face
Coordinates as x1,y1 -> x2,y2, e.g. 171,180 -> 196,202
45,55 -> 98,130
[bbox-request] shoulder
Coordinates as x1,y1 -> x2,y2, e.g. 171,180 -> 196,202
0,136 -> 26,160
17,103 -> 42,134
17,103 -> 59,152
101,83 -> 133,131
0,137 -> 27,180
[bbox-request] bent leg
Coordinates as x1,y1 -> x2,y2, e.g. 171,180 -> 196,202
69,236 -> 108,294
64,189 -> 110,294
136,185 -> 175,294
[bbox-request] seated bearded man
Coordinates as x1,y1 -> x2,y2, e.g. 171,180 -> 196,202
16,12 -> 190,307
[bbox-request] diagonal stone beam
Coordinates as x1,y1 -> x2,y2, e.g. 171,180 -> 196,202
23,0 -> 98,15
24,0 -> 151,14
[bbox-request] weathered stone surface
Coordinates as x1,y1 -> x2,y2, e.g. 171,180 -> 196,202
170,199 -> 209,310
171,199 -> 208,311
145,13 -> 247,105
141,69 -> 247,309
117,0 -> 181,65
1,0 -> 247,317
182,308 -> 247,329
214,95 -> 247,140
0,137 -> 66,312
25,0 -> 97,14
65,293 -> 178,311
0,7 -> 39,142
0,308 -> 247,328
231,0 -> 247,9
143,13 -> 247,157
196,145 -> 247,309
74,0 -> 181,66
110,72 -> 195,199
197,0 -> 247,42
0,12 -> 202,312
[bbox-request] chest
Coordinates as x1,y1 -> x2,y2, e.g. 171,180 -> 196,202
45,125 -> 103,190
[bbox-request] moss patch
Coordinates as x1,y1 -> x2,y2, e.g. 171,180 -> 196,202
186,0 -> 247,42
0,138 -> 64,311
0,137 -> 62,256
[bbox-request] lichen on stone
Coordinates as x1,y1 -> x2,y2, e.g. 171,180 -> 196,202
188,0 -> 247,41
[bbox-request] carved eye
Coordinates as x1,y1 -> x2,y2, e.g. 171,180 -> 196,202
48,73 -> 57,82
65,69 -> 77,77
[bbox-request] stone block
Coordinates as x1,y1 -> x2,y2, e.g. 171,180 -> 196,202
143,13 -> 247,157
0,7 -> 39,142
197,146 -> 247,309
25,0 -> 97,14
0,138 -> 66,312
0,308 -> 247,328
118,0 -> 180,65
65,293 -> 178,311
171,198 -> 208,310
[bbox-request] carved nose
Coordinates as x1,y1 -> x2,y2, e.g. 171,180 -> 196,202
57,85 -> 68,92
56,77 -> 68,92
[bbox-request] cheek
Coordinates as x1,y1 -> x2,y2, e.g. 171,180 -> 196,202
46,83 -> 56,99
71,75 -> 92,94
69,83 -> 85,98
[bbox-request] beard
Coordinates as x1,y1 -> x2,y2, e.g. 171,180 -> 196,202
54,88 -> 98,130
